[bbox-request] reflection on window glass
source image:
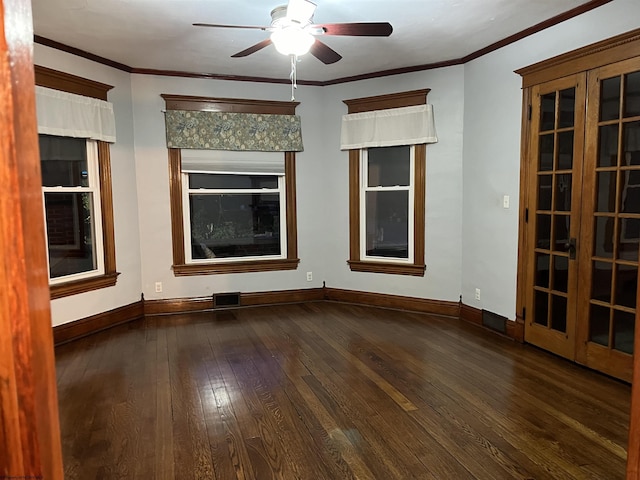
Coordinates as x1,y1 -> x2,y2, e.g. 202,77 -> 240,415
44,192 -> 96,278
540,92 -> 556,131
39,135 -> 88,187
624,71 -> 640,119
189,193 -> 281,259
600,76 -> 621,121
367,146 -> 410,187
365,191 -> 409,258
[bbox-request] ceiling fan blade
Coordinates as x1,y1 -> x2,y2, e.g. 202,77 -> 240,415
231,38 -> 273,58
309,40 -> 342,65
193,23 -> 268,31
286,0 -> 317,24
316,22 -> 393,37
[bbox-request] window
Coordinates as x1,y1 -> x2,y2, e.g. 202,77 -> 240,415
164,94 -> 301,276
344,90 -> 433,276
362,145 -> 414,261
35,66 -> 118,299
169,150 -> 299,275
184,171 -> 286,262
41,135 -> 104,282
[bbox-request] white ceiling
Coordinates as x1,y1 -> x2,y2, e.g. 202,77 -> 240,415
31,0 -> 598,83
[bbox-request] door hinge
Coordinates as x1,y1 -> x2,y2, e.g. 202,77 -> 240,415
525,208 -> 529,222
528,104 -> 532,121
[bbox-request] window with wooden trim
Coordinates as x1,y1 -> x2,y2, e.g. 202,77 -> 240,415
35,66 -> 118,299
164,95 -> 300,276
344,90 -> 430,276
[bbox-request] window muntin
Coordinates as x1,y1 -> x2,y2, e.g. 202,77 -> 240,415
40,135 -> 104,283
183,172 -> 287,263
361,146 -> 415,262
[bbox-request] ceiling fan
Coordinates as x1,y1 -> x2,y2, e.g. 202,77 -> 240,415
193,0 -> 393,65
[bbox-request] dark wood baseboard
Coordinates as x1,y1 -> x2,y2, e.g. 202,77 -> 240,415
323,287 -> 460,318
144,288 -> 325,316
460,303 -> 483,327
52,290 -> 525,346
53,300 -> 144,345
459,303 -> 524,342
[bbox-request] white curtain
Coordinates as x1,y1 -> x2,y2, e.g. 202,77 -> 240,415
340,104 -> 437,150
181,149 -> 284,175
35,86 -> 116,143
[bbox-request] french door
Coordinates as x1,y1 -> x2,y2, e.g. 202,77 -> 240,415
524,57 -> 640,382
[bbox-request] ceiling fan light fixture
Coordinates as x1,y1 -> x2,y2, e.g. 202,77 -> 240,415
270,27 -> 315,56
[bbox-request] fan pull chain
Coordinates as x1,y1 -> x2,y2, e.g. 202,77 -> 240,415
290,54 -> 298,101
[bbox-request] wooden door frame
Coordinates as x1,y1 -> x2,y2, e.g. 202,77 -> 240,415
0,0 -> 64,477
516,28 -> 640,479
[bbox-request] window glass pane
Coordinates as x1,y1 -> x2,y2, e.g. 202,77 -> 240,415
538,134 -> 554,172
598,124 -> 619,167
623,121 -> 640,166
596,172 -> 616,213
365,190 -> 408,258
552,255 -> 568,293
535,253 -> 550,288
39,135 -> 88,187
592,261 -> 613,303
538,175 -> 552,211
367,146 -> 410,187
189,174 -> 278,190
620,170 -> 640,214
623,71 -> 640,119
553,215 -> 570,252
536,214 -> 551,249
613,310 -> 635,354
534,291 -> 548,326
540,92 -> 556,131
44,192 -> 96,278
558,88 -> 575,129
189,193 -> 281,259
619,218 -> 640,262
557,131 -> 574,170
600,76 -> 621,121
594,217 -> 614,258
554,174 -> 572,212
589,304 -> 610,346
550,295 -> 567,333
615,264 -> 637,309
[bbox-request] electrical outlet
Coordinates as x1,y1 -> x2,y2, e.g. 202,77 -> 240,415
306,272 -> 313,282
155,282 -> 162,293
475,288 -> 481,301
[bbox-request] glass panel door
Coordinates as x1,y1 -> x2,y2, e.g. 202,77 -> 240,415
576,57 -> 640,382
525,74 -> 586,360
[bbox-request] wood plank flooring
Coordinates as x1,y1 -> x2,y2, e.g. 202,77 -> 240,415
54,302 -> 631,479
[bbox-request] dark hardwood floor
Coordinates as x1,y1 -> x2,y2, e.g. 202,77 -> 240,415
55,302 -> 631,479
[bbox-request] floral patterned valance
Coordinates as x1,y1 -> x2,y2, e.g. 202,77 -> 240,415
164,110 -> 303,152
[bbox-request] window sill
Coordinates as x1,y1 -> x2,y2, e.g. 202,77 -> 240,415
50,272 -> 120,300
173,258 -> 300,276
348,260 -> 426,276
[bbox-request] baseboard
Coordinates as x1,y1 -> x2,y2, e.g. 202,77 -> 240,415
460,302 -> 524,342
144,288 -> 325,316
323,287 -> 460,317
460,303 -> 483,327
53,300 -> 144,346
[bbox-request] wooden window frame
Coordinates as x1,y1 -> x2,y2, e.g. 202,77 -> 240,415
35,66 -> 118,299
344,89 -> 429,276
163,94 -> 300,275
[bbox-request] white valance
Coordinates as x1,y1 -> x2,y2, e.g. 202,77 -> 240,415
35,86 -> 116,143
340,104 -> 437,150
181,149 -> 284,175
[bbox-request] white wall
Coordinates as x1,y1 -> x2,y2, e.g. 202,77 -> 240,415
34,44 -> 143,326
461,0 -> 640,319
130,75 -> 329,299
